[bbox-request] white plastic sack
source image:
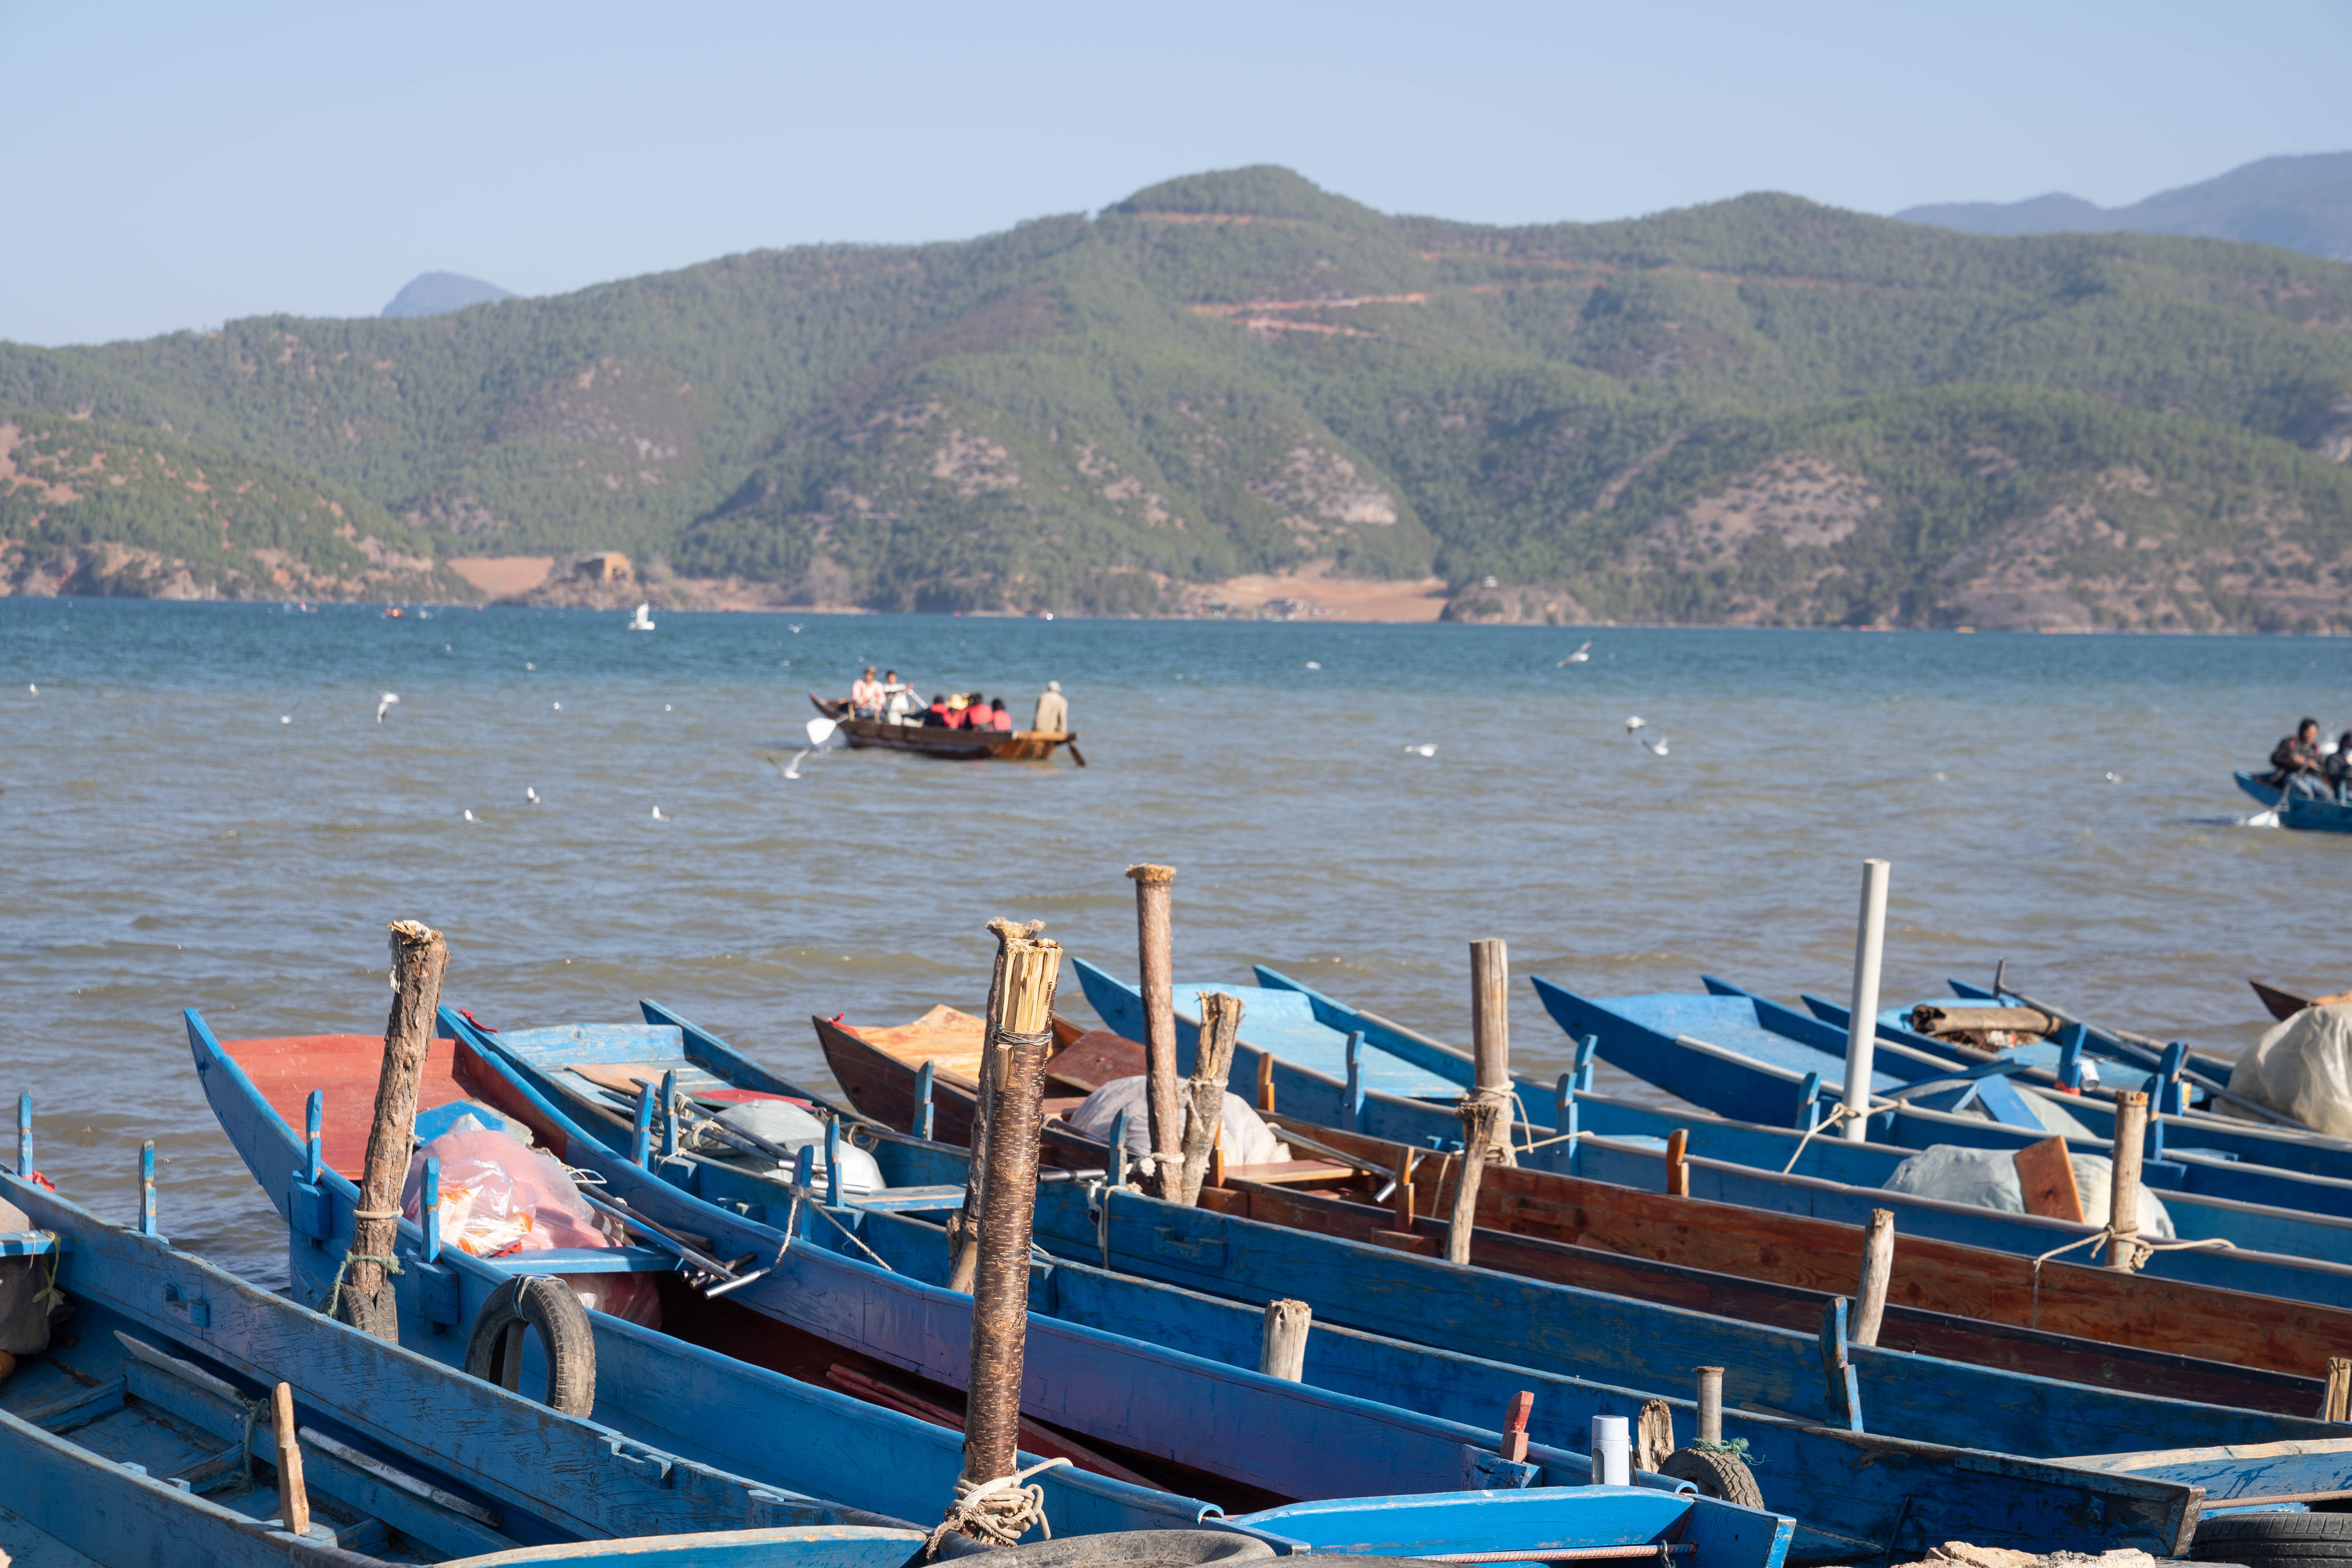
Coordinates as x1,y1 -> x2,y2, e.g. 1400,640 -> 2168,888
714,1102 -> 886,1194
2228,1005 -> 2352,1137
1067,1075 -> 1289,1168
1883,1143 -> 2174,1239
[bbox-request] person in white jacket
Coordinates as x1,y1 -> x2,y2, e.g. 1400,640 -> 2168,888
1033,680 -> 1069,733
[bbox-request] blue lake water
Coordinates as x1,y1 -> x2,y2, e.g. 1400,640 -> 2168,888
4,596 -> 2350,1280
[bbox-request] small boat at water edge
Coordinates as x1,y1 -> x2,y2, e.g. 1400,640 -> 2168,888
0,1156 -> 929,1567
816,1003 -> 2352,1395
809,697 -> 1083,764
2235,770 -> 2352,831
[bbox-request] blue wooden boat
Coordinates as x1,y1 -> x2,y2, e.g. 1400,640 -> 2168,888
183,1011 -> 1224,1540
1070,959 -> 2352,1312
437,1007 -> 2249,1565
2236,770 -> 2352,833
0,1152 -> 932,1566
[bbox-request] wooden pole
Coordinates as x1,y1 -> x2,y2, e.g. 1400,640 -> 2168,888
1127,864 -> 1181,1198
959,932 -> 1063,1492
2323,1357 -> 2352,1423
1259,1299 -> 1311,1381
1256,1052 -> 1275,1114
1635,1399 -> 1675,1474
1391,1146 -> 1417,1229
1176,992 -> 1243,1206
340,920 -> 448,1340
1664,1128 -> 1690,1197
1446,1097 -> 1501,1265
2108,1090 -> 2149,1271
1469,939 -> 1516,1166
1841,859 -> 1891,1142
271,1381 -> 310,1535
949,918 -> 1040,1295
1851,1207 -> 1895,1347
1695,1366 -> 1725,1445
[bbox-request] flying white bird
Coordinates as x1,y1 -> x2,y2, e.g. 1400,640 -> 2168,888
26,684 -> 35,696
525,662 -> 535,671
1641,735 -> 1671,757
650,805 -> 670,822
664,704 -> 673,712
1558,640 -> 1593,666
551,702 -> 561,711
463,809 -> 477,822
526,787 -> 540,805
2104,771 -> 2123,784
627,603 -> 656,632
788,624 -> 803,633
1305,661 -> 1322,671
782,748 -> 811,779
1624,716 -> 1644,733
376,693 -> 399,722
280,715 -> 290,724
1405,744 -> 1437,758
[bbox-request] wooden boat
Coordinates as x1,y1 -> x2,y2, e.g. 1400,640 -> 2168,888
0,1157 -> 928,1567
2256,980 -> 2314,1022
1070,959 -> 2352,1310
2236,770 -> 2352,832
816,1003 -> 2352,1394
809,696 -> 1082,764
442,1007 -> 2250,1565
185,1009 -> 1223,1539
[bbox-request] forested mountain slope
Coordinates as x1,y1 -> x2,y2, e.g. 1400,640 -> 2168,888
6,165 -> 2352,627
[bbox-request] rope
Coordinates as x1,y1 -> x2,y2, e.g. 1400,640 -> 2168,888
798,1190 -> 895,1273
348,1207 -> 400,1221
2026,1226 -> 2237,1327
31,1232 -> 66,1316
1779,1104 -> 1868,1173
322,1248 -> 403,1322
924,1456 -> 1071,1557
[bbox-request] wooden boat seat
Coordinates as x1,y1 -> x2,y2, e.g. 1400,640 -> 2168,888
1042,1031 -> 1146,1094
565,1060 -> 734,1099
223,1033 -> 462,1177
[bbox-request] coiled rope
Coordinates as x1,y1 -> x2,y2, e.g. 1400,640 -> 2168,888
925,1456 -> 1071,1557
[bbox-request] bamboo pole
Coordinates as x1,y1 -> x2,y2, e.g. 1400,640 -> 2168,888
1842,860 -> 1891,1141
1469,939 -> 1517,1166
1127,864 -> 1181,1198
1176,992 -> 1243,1205
949,918 -> 1039,1295
1852,1208 -> 1895,1347
2108,1090 -> 2149,1271
1446,1097 -> 1502,1265
340,921 -> 447,1340
959,932 -> 1063,1492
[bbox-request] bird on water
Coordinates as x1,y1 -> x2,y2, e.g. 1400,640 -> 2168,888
526,787 -> 540,805
376,693 -> 400,722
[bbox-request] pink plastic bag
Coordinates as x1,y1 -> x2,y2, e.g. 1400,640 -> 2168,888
400,1125 -> 663,1328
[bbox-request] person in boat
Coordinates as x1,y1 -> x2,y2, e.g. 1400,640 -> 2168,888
881,670 -> 913,725
2326,731 -> 2352,803
988,696 -> 1014,733
925,693 -> 952,727
850,667 -> 882,719
967,694 -> 997,730
1034,680 -> 1068,734
2264,719 -> 2328,795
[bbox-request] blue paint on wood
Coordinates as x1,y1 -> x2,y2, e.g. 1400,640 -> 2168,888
16,1091 -> 29,1176
914,1060 -> 935,1141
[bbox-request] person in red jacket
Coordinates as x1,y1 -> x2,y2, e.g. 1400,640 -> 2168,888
988,696 -> 1014,732
926,695 -> 952,727
967,694 -> 997,729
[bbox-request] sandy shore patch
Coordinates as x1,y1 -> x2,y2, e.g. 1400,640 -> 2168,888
448,556 -> 554,596
1180,566 -> 1449,622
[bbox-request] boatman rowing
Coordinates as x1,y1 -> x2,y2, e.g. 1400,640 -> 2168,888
1034,680 -> 1069,734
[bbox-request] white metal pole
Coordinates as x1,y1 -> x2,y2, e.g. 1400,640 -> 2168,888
1841,859 -> 1892,1141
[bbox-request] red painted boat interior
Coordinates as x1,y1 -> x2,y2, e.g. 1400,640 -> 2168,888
222,1034 -> 464,1177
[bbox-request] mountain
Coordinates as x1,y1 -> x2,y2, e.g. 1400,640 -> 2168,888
5,163 -> 2352,628
381,272 -> 517,319
1899,153 -> 2352,262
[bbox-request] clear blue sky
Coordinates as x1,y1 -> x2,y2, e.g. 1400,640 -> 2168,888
4,0 -> 2348,346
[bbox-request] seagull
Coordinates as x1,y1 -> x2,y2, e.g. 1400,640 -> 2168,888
525,662 -> 535,671
2104,771 -> 2122,784
782,748 -> 811,779
526,787 -> 540,805
1641,735 -> 1670,757
627,603 -> 655,632
664,704 -> 673,712
551,702 -> 561,711
1305,661 -> 1322,671
26,684 -> 35,696
376,693 -> 399,722
1558,640 -> 1592,666
650,805 -> 670,821
280,715 -> 291,724
788,624 -> 803,634
463,809 -> 477,822
1405,744 -> 1437,758
1624,716 -> 1645,734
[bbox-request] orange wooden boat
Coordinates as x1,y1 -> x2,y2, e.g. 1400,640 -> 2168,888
809,697 -> 1082,764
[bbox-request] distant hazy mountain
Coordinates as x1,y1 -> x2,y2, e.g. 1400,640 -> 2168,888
381,272 -> 516,319
1899,152 -> 2352,260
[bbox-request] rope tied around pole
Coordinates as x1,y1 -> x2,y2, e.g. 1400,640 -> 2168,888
323,1247 -> 403,1322
1780,1104 -> 1869,1173
925,1456 -> 1072,1557
2026,1227 -> 2237,1327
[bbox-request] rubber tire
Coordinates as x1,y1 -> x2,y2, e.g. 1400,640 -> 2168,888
1660,1447 -> 1765,1511
463,1275 -> 596,1416
2196,1512 -> 2352,1564
936,1531 -> 1277,1566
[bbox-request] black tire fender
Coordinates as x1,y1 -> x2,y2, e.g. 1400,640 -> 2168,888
463,1274 -> 596,1416
2196,1511 -> 2352,1563
1659,1447 -> 1765,1511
